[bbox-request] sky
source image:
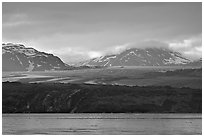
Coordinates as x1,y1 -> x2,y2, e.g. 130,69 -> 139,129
2,2 -> 202,63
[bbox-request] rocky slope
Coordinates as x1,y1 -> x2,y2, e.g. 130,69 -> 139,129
86,48 -> 194,67
184,58 -> 202,67
3,82 -> 202,113
2,43 -> 72,71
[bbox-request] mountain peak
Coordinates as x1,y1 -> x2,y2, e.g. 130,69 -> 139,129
2,43 -> 71,71
2,43 -> 39,56
86,47 -> 193,67
2,43 -> 25,48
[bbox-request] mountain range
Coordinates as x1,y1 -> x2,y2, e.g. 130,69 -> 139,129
85,48 -> 201,67
2,43 -> 202,71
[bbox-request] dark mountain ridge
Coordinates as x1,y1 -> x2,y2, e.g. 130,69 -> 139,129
2,43 -> 72,71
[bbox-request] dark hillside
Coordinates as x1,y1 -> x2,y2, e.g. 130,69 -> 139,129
2,82 -> 202,113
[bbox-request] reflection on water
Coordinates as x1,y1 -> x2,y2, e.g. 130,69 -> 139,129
2,113 -> 202,135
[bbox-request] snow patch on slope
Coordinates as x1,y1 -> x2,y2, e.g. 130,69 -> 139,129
26,60 -> 34,71
15,55 -> 23,65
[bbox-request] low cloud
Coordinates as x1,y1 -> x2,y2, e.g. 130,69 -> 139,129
168,34 -> 202,60
128,40 -> 169,49
101,35 -> 202,61
33,34 -> 202,62
3,3 -> 201,62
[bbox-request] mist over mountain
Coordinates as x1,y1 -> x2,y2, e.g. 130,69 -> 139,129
84,48 -> 201,67
2,43 -> 202,71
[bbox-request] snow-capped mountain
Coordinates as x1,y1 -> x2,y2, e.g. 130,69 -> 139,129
86,48 -> 193,67
2,43 -> 72,71
184,58 -> 202,67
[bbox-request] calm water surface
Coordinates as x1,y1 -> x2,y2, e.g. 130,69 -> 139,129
2,113 -> 202,135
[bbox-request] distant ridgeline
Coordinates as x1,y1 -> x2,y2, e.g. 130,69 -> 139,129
3,82 -> 201,113
83,48 -> 202,67
2,43 -> 202,71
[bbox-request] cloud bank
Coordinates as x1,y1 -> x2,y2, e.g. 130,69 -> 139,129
2,2 -> 202,62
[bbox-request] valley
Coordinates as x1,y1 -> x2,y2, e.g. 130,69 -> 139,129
2,66 -> 202,89
2,43 -> 202,114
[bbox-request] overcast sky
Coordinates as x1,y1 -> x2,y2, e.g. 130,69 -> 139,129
2,2 -> 202,63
